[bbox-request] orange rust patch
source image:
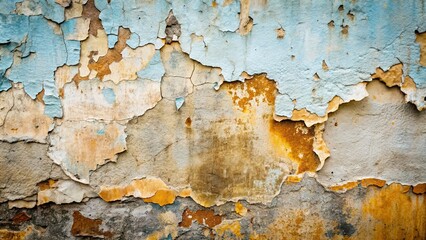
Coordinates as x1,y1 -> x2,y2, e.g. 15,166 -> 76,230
82,0 -> 103,37
37,179 -> 57,191
35,88 -> 45,103
179,209 -> 222,228
12,212 -> 31,225
416,31 -> 426,66
185,117 -> 192,128
413,183 -> 426,194
143,189 -> 176,206
87,28 -> 131,80
360,183 -> 426,239
328,181 -> 359,192
222,75 -> 320,174
269,120 -> 320,173
360,178 -> 386,188
71,211 -> 113,238
222,75 -> 275,113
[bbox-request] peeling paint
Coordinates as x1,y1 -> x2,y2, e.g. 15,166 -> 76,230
0,1 -> 425,238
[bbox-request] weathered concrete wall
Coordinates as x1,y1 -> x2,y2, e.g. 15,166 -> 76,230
0,0 -> 425,239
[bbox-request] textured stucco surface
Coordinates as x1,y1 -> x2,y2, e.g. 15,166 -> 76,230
0,0 -> 425,239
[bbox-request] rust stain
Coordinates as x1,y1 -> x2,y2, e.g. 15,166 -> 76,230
269,120 -> 320,173
73,27 -> 131,84
71,211 -> 113,238
360,183 -> 426,239
222,75 -> 320,173
35,88 -> 45,103
416,31 -> 426,66
87,28 -> 131,80
179,209 -> 223,228
413,183 -> 426,194
222,74 -> 275,113
185,117 -> 192,128
328,181 -> 359,192
82,0 -> 104,37
360,178 -> 386,188
12,212 -> 31,225
37,179 -> 58,191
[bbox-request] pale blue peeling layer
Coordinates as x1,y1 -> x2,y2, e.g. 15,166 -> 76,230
275,94 -> 294,117
64,40 -> 81,65
4,15 -> 79,118
107,34 -> 118,48
43,95 -> 62,118
61,18 -> 78,39
127,32 -> 140,49
137,50 -> 165,82
0,78 -> 12,91
25,0 -> 65,23
175,97 -> 184,110
0,44 -> 16,89
0,14 -> 29,44
0,0 -> 21,14
102,87 -> 116,104
96,0 -> 171,46
170,0 -> 426,117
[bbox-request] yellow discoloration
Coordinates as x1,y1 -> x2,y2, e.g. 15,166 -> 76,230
37,179 -> 58,191
328,181 -> 359,192
224,75 -> 320,173
360,178 -> 386,188
0,226 -> 34,240
235,202 -> 248,216
99,178 -> 177,206
285,175 -> 303,183
143,189 -> 176,206
215,220 -> 242,238
360,183 -> 426,239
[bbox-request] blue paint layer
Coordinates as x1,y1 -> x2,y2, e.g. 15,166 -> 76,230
175,97 -> 185,110
102,87 -> 116,104
137,50 -> 165,82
